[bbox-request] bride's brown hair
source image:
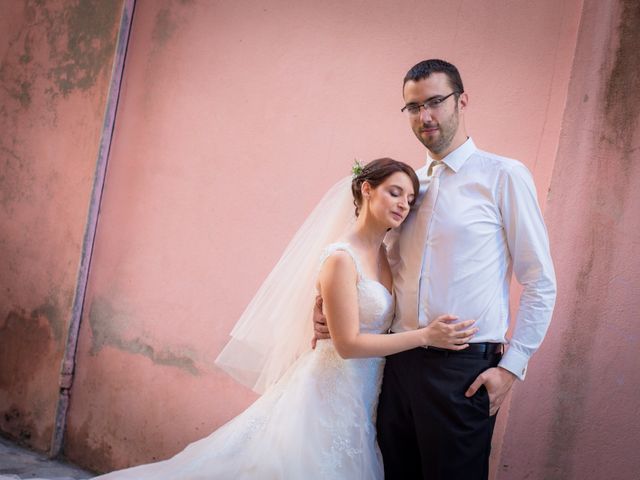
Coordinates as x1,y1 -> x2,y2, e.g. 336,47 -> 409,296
351,158 -> 420,217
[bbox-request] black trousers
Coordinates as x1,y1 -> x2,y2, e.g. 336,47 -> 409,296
376,346 -> 501,480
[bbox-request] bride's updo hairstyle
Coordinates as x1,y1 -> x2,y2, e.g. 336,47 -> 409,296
351,158 -> 420,217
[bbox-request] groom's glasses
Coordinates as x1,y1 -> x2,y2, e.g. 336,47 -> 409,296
401,91 -> 460,116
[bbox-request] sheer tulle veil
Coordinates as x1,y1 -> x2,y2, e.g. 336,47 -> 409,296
215,176 -> 355,394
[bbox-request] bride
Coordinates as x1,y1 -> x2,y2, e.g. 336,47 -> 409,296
94,158 -> 476,479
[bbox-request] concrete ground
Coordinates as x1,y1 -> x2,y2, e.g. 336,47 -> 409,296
0,437 -> 92,480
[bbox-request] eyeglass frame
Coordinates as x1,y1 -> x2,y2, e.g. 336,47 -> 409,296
400,91 -> 461,115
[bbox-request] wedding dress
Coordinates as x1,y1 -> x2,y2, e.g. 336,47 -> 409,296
95,242 -> 393,479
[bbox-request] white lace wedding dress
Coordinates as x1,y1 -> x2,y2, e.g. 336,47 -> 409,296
95,243 -> 394,479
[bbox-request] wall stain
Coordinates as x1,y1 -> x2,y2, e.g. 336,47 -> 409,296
0,0 -> 123,454
599,0 -> 640,228
151,0 -> 196,47
32,294 -> 66,343
2,406 -> 34,444
0,0 -> 122,116
0,310 -> 57,451
0,0 -> 123,215
0,63 -> 35,110
603,0 -> 640,164
47,0 -> 120,97
64,413 -> 114,473
0,310 -> 55,386
152,8 -> 177,47
88,296 -> 200,375
545,213 -> 619,479
0,141 -> 33,214
543,1 -> 640,478
142,0 -> 194,115
19,32 -> 34,65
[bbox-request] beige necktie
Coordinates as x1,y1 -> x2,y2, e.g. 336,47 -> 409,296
395,160 -> 444,330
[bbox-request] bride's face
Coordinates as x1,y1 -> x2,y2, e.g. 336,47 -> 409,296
363,171 -> 415,228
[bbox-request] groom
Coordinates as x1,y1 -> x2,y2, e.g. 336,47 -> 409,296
314,59 -> 556,479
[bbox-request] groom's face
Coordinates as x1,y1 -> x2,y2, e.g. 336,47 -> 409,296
403,73 -> 464,158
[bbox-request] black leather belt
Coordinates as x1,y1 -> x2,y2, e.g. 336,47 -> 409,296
427,342 -> 503,356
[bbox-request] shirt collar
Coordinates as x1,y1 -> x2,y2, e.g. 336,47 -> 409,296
426,137 -> 476,173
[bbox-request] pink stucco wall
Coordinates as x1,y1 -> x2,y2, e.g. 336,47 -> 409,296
61,0 -> 583,474
0,0 -> 124,452
497,1 -> 640,479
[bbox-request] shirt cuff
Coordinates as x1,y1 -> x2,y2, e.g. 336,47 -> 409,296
499,347 -> 529,381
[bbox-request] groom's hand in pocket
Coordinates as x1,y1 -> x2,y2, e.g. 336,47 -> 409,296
311,295 -> 331,349
465,366 -> 516,416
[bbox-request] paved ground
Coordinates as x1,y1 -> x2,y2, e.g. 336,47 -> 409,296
0,437 -> 92,479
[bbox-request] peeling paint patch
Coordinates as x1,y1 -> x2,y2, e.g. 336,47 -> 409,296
88,296 -> 200,375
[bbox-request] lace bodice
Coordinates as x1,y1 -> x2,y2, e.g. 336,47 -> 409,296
319,242 -> 395,335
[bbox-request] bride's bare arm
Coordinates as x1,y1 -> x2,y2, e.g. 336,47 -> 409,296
318,251 -> 477,359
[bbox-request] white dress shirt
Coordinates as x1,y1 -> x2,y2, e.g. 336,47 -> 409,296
389,138 -> 556,380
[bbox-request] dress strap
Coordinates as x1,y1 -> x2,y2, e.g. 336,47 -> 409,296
319,242 -> 363,280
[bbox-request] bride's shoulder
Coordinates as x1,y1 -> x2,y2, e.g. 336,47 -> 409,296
319,242 -> 360,272
318,246 -> 359,289
321,241 -> 352,256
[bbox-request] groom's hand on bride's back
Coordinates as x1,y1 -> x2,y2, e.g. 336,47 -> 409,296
312,295 -> 331,349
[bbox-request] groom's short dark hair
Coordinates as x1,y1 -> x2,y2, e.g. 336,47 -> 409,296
403,59 -> 464,95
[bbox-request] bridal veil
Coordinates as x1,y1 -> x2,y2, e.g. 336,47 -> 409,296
215,176 -> 355,394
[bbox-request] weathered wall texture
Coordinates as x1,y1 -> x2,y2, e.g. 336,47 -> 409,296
59,0 -> 582,474
0,0 -> 124,452
498,0 -> 640,479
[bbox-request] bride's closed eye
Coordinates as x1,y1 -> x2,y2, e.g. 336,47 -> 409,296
387,187 -> 413,205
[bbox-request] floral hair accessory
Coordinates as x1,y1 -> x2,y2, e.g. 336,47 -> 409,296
351,159 -> 364,178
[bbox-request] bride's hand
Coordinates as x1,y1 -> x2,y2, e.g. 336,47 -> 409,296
311,295 -> 331,349
421,315 -> 478,350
